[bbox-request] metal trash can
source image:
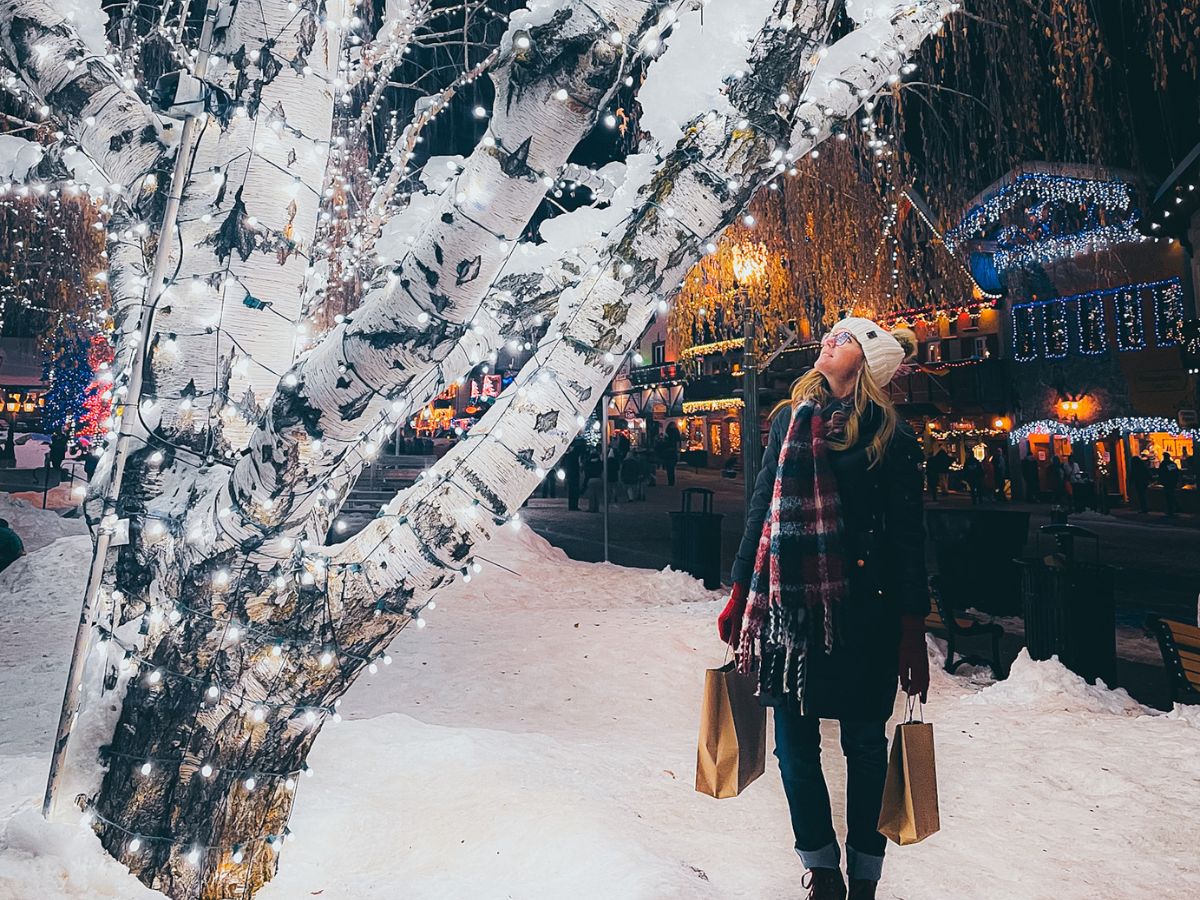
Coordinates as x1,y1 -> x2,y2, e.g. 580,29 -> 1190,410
669,487 -> 724,589
1015,525 -> 1117,686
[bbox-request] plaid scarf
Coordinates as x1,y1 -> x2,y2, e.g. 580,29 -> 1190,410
735,400 -> 848,708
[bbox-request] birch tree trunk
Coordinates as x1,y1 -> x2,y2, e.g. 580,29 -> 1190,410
7,2 -> 959,898
209,2 -> 676,549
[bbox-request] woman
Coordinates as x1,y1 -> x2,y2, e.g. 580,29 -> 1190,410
717,318 -> 930,900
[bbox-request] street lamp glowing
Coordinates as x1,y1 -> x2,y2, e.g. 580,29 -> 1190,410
730,242 -> 768,285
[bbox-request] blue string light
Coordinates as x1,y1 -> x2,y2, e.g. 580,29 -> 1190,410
1010,278 -> 1183,362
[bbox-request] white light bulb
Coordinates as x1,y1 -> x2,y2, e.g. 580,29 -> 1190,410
140,762 -> 152,775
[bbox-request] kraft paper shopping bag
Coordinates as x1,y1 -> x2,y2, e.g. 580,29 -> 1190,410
877,717 -> 941,845
695,662 -> 766,799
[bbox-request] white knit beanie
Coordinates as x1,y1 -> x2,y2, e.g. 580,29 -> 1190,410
833,317 -> 913,386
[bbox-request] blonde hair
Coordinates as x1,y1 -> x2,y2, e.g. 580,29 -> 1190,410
772,366 -> 899,468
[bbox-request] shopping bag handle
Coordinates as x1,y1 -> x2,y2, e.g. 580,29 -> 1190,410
904,693 -> 925,724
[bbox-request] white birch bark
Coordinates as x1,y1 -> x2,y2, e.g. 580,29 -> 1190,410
211,0 -> 672,550
136,1 -> 350,456
0,0 -> 165,190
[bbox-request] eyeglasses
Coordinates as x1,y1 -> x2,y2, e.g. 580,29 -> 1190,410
820,331 -> 856,348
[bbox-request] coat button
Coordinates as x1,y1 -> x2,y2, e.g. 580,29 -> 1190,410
856,559 -> 865,567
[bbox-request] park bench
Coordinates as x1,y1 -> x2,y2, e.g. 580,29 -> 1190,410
925,575 -> 1007,678
1148,617 -> 1200,705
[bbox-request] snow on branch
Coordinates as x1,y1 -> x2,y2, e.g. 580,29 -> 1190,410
0,0 -> 165,191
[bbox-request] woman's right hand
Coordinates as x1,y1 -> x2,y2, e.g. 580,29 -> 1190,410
717,583 -> 749,646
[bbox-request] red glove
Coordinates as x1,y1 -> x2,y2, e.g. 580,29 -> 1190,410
898,614 -> 930,703
717,583 -> 749,647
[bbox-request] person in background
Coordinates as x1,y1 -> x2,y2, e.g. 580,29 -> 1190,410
0,518 -> 24,574
660,421 -> 682,487
48,431 -> 69,473
0,429 -> 15,469
1129,453 -> 1151,514
989,446 -> 1008,501
925,447 -> 950,500
620,451 -> 643,502
582,450 -> 604,513
606,443 -> 622,504
83,444 -> 100,481
1020,451 -> 1040,503
563,440 -> 584,511
1047,455 -> 1066,506
963,453 -> 984,504
1158,451 -> 1180,517
1180,446 -> 1195,486
718,319 -> 929,900
1062,454 -> 1082,512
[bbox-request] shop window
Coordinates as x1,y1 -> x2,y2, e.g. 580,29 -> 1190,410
709,422 -> 723,457
652,341 -> 665,365
926,342 -> 941,363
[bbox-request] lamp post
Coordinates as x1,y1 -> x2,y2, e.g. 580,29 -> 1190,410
731,244 -> 767,515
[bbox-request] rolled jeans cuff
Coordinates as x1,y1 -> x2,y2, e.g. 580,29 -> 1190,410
847,844 -> 884,882
795,841 -> 840,872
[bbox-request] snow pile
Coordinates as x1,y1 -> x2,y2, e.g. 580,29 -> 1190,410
969,649 -> 1146,717
2,528 -> 1200,899
456,523 -> 723,610
0,495 -> 88,553
0,537 -> 91,758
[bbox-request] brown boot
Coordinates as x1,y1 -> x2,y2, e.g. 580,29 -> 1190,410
802,867 -> 847,900
848,878 -> 877,900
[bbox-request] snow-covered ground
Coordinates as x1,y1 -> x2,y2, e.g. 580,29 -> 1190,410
1,501 -> 1199,899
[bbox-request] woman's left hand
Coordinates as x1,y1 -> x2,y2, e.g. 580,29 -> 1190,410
898,614 -> 930,702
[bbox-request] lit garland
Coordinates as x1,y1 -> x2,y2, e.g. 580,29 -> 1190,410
683,397 -> 744,414
885,295 -> 999,327
678,337 -> 744,360
930,426 -> 1007,440
1009,417 -> 1197,446
1152,280 -> 1185,347
920,356 -> 988,372
945,172 -> 1140,254
1010,278 -> 1184,362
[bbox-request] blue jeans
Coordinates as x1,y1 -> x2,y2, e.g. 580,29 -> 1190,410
774,707 -> 888,881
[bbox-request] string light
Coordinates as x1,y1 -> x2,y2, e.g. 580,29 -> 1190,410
946,172 -> 1142,256
1010,417 -> 1197,446
1011,279 -> 1183,361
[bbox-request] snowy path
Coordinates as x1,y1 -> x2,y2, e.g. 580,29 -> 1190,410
1,514 -> 1199,899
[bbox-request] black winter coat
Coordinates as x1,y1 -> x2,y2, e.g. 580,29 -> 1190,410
731,402 -> 929,721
